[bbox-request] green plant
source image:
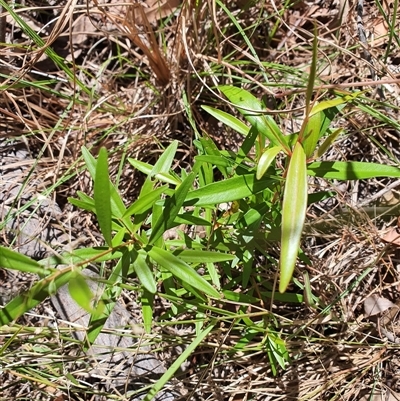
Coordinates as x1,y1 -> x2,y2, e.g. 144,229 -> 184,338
202,35 -> 400,293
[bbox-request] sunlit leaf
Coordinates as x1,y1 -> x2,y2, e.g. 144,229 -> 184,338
307,161 -> 400,179
310,92 -> 364,116
200,136 -> 228,177
127,158 -> 153,176
94,147 -> 112,247
149,172 -> 196,245
184,174 -> 275,206
257,146 -> 282,179
301,111 -> 321,159
132,250 -> 157,294
141,289 -> 154,334
218,86 -> 288,150
201,105 -> 250,135
68,272 -> 95,313
123,185 -> 168,217
280,142 -> 307,293
0,246 -> 53,276
148,246 -> 220,298
313,128 -> 343,159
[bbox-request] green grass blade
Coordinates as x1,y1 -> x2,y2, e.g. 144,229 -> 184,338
143,323 -> 214,401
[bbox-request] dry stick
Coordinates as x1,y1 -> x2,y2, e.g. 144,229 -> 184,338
357,0 -> 385,99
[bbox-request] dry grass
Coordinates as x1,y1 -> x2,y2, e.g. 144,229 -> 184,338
1,0 -> 400,400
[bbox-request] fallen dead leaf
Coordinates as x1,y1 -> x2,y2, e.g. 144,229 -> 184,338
136,0 -> 181,25
364,294 -> 395,317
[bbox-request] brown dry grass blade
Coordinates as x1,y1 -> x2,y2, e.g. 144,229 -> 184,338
126,4 -> 171,86
95,1 -> 171,86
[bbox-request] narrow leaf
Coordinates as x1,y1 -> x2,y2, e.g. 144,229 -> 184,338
307,161 -> 400,180
94,148 -> 112,247
219,86 -> 287,150
302,111 -> 321,159
310,92 -> 364,116
174,250 -> 235,264
148,246 -> 220,298
201,105 -> 250,135
257,146 -> 282,179
0,268 -> 74,325
141,289 -> 154,334
314,128 -> 343,159
132,250 -> 157,294
68,272 -> 95,313
123,185 -> 168,217
184,174 -> 275,206
0,246 -> 53,275
280,143 -> 308,293
149,172 -> 196,244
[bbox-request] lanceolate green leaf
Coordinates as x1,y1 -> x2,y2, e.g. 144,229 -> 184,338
131,250 -> 157,294
94,147 -> 112,247
310,92 -> 364,116
218,86 -> 287,150
307,161 -> 400,179
314,128 -> 343,159
257,146 -> 282,179
0,246 -> 53,276
184,174 -> 275,206
135,140 -> 179,197
301,111 -> 321,159
280,142 -> 308,293
68,272 -> 95,313
123,185 -> 168,217
201,105 -> 250,135
149,172 -> 196,245
148,246 -> 220,298
173,250 -> 235,264
0,268 -> 75,325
